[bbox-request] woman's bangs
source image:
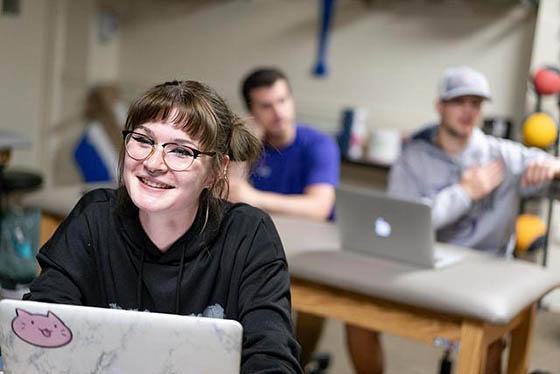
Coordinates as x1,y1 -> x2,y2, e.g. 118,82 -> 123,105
127,88 -> 218,152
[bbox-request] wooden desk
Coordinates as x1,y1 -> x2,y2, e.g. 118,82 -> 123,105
291,278 -> 534,374
39,213 -> 62,247
271,215 -> 559,374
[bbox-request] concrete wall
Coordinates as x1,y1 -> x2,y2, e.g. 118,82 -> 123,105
0,1 -> 51,168
45,0 -> 96,186
0,0 -> 120,184
118,0 -> 537,134
528,0 -> 560,119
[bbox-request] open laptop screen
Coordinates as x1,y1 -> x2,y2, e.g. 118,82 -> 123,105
0,299 -> 242,373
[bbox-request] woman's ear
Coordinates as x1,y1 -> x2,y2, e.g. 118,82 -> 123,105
221,155 -> 230,176
205,155 -> 230,189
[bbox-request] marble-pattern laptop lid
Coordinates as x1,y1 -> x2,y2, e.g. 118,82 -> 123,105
0,299 -> 242,374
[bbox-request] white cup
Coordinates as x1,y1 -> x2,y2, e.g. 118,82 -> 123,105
366,129 -> 401,165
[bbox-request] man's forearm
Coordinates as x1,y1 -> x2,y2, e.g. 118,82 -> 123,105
252,190 -> 333,221
431,184 -> 472,229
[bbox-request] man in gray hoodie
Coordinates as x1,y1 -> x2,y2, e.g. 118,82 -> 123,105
386,66 -> 560,373
388,66 -> 560,255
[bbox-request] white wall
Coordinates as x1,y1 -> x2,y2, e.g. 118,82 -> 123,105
0,0 -> 98,185
0,1 -> 50,169
45,0 -> 97,186
87,10 -> 120,85
118,0 -> 537,134
527,0 -> 560,119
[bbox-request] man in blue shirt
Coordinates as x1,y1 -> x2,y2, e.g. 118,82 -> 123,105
229,68 -> 339,220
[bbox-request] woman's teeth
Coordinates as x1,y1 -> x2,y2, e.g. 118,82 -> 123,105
140,177 -> 173,189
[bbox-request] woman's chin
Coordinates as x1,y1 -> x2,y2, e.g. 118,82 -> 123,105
136,201 -> 167,214
130,192 -> 172,214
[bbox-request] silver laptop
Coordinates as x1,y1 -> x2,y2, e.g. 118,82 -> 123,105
0,299 -> 242,374
336,185 -> 464,268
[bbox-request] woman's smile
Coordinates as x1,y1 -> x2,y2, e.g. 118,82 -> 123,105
138,176 -> 174,190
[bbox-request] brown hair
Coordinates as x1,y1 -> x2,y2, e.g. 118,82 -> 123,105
241,67 -> 290,111
84,84 -> 123,149
118,80 -> 261,218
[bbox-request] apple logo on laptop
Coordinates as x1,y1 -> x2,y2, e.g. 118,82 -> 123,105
374,217 -> 392,238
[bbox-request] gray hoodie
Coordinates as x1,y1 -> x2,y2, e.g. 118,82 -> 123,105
388,126 -> 551,254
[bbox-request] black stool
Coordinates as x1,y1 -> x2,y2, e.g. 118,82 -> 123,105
0,169 -> 43,195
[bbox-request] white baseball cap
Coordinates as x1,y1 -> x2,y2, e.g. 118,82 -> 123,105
438,66 -> 492,101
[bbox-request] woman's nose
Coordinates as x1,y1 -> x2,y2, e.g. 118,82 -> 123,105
143,147 -> 168,172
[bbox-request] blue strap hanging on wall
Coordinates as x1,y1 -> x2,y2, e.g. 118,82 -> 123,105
312,0 -> 336,77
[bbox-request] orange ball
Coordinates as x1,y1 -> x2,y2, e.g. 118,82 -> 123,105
515,214 -> 546,253
522,112 -> 557,148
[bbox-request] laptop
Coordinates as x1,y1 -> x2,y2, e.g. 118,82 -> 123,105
0,299 -> 242,374
336,185 -> 464,268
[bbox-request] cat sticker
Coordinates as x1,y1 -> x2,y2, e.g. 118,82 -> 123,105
11,308 -> 73,348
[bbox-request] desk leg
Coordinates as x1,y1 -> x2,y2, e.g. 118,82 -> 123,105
456,321 -> 487,374
506,304 -> 535,374
40,213 -> 62,247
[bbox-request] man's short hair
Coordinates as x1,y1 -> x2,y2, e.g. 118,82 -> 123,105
241,68 -> 290,111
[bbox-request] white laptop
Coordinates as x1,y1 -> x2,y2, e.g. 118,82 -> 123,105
0,299 -> 242,374
336,185 -> 464,269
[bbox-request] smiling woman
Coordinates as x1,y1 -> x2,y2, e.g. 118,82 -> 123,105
24,80 -> 302,373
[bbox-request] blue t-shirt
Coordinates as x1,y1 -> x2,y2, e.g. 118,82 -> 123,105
250,124 -> 340,197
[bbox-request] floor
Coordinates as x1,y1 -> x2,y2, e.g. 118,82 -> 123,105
314,309 -> 560,373
313,246 -> 560,374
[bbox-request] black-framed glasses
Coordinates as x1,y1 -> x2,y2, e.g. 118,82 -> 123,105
122,131 -> 216,171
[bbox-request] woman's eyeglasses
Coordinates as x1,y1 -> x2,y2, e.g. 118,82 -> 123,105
122,131 -> 215,171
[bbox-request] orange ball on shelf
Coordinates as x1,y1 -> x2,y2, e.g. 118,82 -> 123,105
522,112 -> 557,149
515,214 -> 546,254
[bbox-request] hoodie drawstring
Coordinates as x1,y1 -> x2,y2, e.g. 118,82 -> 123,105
175,245 -> 187,314
174,200 -> 209,313
136,248 -> 145,311
137,198 -> 211,314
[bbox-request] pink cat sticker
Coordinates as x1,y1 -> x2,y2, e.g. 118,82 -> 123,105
11,308 -> 73,348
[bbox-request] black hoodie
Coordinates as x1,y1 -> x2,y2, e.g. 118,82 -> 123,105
24,188 -> 302,373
